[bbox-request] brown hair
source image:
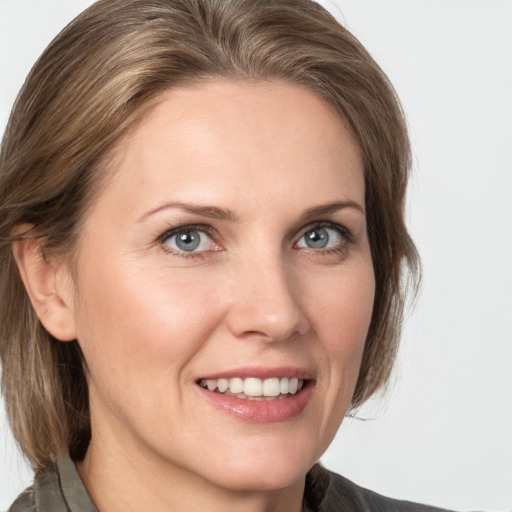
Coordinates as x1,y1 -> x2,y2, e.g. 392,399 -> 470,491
0,0 -> 419,469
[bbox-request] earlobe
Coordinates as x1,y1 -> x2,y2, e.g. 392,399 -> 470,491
12,231 -> 78,342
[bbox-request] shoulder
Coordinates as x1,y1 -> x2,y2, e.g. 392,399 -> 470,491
305,464 -> 455,512
7,486 -> 36,512
7,461 -> 67,512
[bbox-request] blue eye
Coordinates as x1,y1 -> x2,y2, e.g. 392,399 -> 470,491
163,228 -> 214,253
296,225 -> 344,250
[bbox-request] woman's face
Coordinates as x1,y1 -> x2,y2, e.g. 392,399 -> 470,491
66,80 -> 375,492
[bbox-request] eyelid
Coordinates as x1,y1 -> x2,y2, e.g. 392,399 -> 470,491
158,223 -> 215,241
295,221 -> 354,245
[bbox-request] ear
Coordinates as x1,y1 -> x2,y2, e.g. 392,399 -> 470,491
12,230 -> 78,342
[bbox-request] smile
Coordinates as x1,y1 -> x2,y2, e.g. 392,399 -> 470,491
198,377 -> 305,400
196,373 -> 314,423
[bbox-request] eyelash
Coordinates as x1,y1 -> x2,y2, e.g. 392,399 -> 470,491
158,224 -> 218,259
296,221 -> 354,255
157,221 -> 354,259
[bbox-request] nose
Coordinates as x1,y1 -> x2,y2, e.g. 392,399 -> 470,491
225,254 -> 310,342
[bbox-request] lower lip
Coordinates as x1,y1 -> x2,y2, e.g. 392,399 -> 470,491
197,381 -> 314,423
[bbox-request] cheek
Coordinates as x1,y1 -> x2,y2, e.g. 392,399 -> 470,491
72,259 -> 225,394
309,260 -> 375,353
297,262 -> 375,458
307,260 -> 375,424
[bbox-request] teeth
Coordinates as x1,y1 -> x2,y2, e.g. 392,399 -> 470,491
229,377 -> 244,394
200,377 -> 305,398
244,377 -> 262,397
262,378 -> 280,397
217,378 -> 229,393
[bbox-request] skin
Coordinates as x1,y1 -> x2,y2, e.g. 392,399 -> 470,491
29,80 -> 375,511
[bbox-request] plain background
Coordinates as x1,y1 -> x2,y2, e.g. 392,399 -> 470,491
0,0 -> 510,510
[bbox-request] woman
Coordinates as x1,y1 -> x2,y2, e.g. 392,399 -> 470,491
0,0 -> 452,510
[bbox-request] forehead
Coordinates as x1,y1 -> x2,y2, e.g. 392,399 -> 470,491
86,79 -> 364,221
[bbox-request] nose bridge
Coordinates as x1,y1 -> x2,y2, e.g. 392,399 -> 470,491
226,247 -> 310,342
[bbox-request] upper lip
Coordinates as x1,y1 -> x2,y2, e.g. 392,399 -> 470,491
197,366 -> 315,381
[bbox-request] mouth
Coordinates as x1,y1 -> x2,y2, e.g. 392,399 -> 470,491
198,377 -> 306,401
196,372 -> 314,423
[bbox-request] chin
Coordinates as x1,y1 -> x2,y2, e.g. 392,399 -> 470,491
195,444 -> 317,492
213,466 -> 308,493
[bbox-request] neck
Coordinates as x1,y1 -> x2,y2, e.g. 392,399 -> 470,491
76,434 -> 306,512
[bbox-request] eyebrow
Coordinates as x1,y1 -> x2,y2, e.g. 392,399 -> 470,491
302,200 -> 365,218
138,199 -> 364,223
138,202 -> 238,223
